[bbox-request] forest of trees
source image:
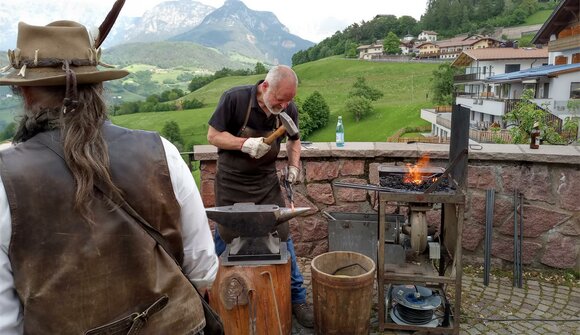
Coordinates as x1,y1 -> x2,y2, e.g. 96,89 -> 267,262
292,0 -> 558,66
421,0 -> 556,37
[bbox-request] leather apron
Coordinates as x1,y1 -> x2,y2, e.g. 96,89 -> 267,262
214,102 -> 289,242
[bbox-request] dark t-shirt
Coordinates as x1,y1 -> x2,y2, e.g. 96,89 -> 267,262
208,80 -> 299,142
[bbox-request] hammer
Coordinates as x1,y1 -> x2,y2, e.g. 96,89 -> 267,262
264,112 -> 299,145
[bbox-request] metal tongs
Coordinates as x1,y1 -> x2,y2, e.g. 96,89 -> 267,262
281,167 -> 294,210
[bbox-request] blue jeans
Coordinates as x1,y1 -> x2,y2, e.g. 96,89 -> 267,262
214,229 -> 307,304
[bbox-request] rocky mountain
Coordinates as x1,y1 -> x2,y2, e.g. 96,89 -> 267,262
0,0 -> 314,68
115,0 -> 215,44
170,0 -> 314,65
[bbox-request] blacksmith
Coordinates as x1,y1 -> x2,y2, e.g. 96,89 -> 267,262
207,65 -> 314,327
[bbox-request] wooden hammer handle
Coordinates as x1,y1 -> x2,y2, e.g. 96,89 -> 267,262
264,126 -> 286,145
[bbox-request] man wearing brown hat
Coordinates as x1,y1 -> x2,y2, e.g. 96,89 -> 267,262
0,3 -> 218,334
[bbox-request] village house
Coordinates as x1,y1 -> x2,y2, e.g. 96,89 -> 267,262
452,47 -> 549,132
416,35 -> 501,60
418,30 -> 438,42
416,41 -> 440,59
356,40 -> 384,59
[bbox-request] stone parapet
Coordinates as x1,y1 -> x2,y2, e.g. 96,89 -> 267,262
194,142 -> 580,270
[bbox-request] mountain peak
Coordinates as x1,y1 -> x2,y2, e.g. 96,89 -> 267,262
171,1 -> 313,65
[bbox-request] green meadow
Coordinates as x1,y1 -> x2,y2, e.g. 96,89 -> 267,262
112,57 -> 438,146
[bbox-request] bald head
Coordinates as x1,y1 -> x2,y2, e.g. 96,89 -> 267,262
260,65 -> 298,115
264,65 -> 298,91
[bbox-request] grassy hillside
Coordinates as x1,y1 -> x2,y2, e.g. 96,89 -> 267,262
104,41 -> 255,70
522,9 -> 552,26
112,57 -> 438,145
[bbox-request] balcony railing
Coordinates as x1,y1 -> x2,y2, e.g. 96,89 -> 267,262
548,35 -> 580,52
436,115 -> 452,129
454,73 -> 477,82
454,68 -> 494,82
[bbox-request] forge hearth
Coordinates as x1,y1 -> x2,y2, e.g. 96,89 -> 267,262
378,165 -> 455,193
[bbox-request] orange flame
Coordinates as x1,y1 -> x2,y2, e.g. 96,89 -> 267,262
403,154 -> 431,185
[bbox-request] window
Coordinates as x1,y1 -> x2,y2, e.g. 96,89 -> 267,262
502,84 -> 511,98
505,64 -> 521,73
571,82 -> 580,99
555,55 -> 568,65
543,83 -> 550,99
523,83 -> 537,97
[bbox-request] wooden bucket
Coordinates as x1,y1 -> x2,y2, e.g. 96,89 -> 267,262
209,260 -> 291,335
311,251 -> 376,335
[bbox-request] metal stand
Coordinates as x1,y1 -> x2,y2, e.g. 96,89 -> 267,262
378,191 -> 465,334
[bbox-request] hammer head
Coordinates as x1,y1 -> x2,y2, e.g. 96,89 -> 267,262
279,111 -> 299,137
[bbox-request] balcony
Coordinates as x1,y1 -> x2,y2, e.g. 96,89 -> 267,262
548,35 -> 580,52
454,67 -> 494,83
456,96 -> 506,116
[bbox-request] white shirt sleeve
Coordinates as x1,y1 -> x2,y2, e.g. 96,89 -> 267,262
0,175 -> 23,334
0,138 -> 218,333
160,137 -> 218,290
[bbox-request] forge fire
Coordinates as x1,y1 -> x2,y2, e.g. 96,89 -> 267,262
378,156 -> 455,193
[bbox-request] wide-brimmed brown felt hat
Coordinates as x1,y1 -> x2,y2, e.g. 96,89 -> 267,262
0,20 -> 128,86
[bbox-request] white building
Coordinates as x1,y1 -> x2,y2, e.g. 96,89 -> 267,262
421,0 -> 580,143
452,47 -> 549,129
418,31 -> 437,42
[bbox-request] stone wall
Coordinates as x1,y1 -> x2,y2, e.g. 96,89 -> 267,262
194,142 -> 580,270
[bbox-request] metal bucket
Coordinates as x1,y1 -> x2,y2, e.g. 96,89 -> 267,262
311,251 -> 376,335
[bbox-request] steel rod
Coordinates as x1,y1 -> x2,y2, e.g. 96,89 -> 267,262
332,181 -> 407,193
518,192 -> 524,288
484,189 -> 494,286
513,188 -> 519,287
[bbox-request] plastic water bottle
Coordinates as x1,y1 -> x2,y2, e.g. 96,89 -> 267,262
336,116 -> 344,147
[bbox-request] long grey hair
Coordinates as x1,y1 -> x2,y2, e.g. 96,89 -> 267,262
13,84 -> 122,224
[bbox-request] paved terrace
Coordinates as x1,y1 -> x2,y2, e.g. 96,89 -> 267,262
292,258 -> 580,335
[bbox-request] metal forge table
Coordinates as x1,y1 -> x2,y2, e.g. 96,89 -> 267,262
377,189 -> 465,334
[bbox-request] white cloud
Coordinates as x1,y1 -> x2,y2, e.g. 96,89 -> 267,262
17,0 -> 428,43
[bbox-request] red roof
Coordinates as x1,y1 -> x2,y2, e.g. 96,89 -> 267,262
452,48 -> 549,66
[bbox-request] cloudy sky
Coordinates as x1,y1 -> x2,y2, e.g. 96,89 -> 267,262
133,0 -> 429,42
14,0 -> 428,43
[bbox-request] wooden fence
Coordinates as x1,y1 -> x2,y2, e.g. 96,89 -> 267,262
469,129 -> 512,143
387,136 -> 450,143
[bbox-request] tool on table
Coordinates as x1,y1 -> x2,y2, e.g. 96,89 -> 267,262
264,112 -> 299,145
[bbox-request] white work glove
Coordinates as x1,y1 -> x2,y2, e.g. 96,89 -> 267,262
241,137 -> 271,159
286,165 -> 300,184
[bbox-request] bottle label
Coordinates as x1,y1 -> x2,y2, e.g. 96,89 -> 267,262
535,137 -> 540,146
336,132 -> 344,145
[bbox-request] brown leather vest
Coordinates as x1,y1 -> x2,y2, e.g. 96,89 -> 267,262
0,124 -> 205,334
